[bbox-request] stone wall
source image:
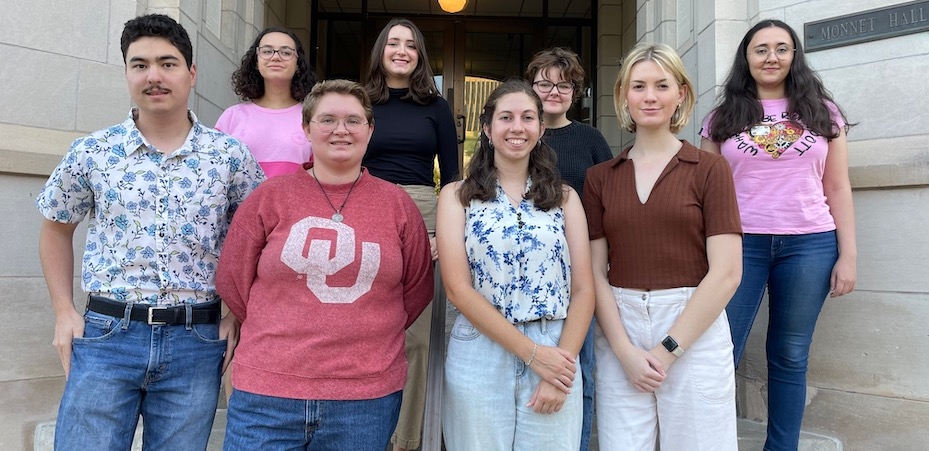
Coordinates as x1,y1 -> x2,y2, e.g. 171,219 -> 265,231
0,0 -> 264,448
1,0 -> 925,449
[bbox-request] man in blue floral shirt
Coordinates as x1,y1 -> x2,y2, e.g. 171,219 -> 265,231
36,14 -> 264,450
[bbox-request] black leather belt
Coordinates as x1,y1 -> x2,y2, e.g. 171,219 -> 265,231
87,296 -> 220,325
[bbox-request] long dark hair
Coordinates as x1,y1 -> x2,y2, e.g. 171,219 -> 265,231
365,18 -> 439,105
230,27 -> 316,102
707,20 -> 851,142
457,79 -> 564,211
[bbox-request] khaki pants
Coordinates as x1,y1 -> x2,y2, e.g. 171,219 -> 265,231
392,185 -> 437,450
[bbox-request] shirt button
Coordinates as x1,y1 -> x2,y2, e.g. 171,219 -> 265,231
641,294 -> 647,300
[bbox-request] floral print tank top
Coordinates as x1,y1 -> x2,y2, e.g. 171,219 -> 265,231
465,182 -> 571,323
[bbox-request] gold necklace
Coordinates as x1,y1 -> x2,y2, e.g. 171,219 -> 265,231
311,168 -> 362,223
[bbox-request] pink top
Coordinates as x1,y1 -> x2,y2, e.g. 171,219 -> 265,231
216,165 -> 434,400
700,98 -> 844,234
215,102 -> 312,177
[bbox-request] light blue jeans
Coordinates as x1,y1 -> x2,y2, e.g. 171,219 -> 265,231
54,308 -> 225,451
443,315 -> 582,450
223,388 -> 401,450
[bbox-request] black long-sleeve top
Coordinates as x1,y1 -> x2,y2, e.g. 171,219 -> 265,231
364,88 -> 459,187
543,120 -> 614,197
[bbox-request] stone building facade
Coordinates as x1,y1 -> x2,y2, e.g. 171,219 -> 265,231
0,0 -> 926,449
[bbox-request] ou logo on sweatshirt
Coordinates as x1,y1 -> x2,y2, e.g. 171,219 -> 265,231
281,216 -> 381,304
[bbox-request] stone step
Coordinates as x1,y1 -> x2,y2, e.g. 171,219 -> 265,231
35,411 -> 841,450
736,419 -> 842,451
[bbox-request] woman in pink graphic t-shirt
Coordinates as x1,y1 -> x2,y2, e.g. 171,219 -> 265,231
700,19 -> 857,451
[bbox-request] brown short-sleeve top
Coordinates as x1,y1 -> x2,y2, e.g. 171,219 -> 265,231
582,141 -> 741,289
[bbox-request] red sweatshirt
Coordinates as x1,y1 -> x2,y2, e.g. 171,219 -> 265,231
217,165 -> 434,400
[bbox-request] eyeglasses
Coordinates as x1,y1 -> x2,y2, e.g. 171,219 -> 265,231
749,45 -> 795,61
310,116 -> 369,134
257,46 -> 296,61
533,80 -> 574,95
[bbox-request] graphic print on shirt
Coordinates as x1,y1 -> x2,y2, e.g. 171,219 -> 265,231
281,216 -> 381,304
749,121 -> 803,159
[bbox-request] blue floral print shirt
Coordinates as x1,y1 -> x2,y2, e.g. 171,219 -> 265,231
465,182 -> 572,323
36,109 -> 265,306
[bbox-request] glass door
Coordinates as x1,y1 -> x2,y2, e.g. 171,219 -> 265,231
458,21 -> 539,157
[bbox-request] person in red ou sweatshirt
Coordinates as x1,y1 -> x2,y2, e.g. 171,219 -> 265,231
217,79 -> 434,450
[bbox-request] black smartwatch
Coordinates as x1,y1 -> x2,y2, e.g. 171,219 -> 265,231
661,335 -> 684,357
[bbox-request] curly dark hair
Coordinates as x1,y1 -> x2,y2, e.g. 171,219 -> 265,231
457,79 -> 564,211
230,27 -> 316,102
121,14 -> 193,69
707,20 -> 851,143
365,18 -> 439,105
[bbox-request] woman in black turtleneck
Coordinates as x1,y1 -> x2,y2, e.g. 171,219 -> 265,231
363,17 -> 458,451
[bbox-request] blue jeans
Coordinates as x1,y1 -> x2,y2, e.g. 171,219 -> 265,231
579,319 -> 596,451
223,388 -> 401,450
55,308 -> 225,451
444,315 -> 582,451
726,231 -> 838,451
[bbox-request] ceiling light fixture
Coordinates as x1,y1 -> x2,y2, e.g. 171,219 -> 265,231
438,0 -> 468,14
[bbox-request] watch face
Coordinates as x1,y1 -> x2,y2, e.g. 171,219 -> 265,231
662,335 -> 678,351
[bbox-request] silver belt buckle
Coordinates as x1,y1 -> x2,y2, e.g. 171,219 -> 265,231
147,306 -> 168,325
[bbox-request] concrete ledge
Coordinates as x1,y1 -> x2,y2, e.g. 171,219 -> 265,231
850,162 -> 929,190
0,123 -> 83,176
848,135 -> 929,189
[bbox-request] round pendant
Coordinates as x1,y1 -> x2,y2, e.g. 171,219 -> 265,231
331,213 -> 343,222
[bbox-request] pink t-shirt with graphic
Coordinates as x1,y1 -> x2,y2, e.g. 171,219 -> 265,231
215,102 -> 312,177
700,98 -> 844,234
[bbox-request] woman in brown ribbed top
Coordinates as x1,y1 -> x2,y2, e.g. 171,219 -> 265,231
581,43 -> 743,450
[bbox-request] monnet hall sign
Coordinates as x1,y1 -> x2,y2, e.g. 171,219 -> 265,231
804,0 -> 929,51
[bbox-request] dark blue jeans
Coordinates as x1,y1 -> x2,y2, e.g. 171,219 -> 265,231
224,388 -> 401,450
726,231 -> 838,451
579,319 -> 596,451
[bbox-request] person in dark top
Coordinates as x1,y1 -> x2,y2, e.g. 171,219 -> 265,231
364,19 -> 458,189
363,17 -> 458,451
526,47 -> 612,451
527,48 -> 613,197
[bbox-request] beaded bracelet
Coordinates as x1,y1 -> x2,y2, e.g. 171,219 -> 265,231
524,343 -> 538,366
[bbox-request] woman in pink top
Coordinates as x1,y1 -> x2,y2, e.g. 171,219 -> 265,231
217,80 -> 434,449
216,27 -> 316,177
700,20 -> 857,451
